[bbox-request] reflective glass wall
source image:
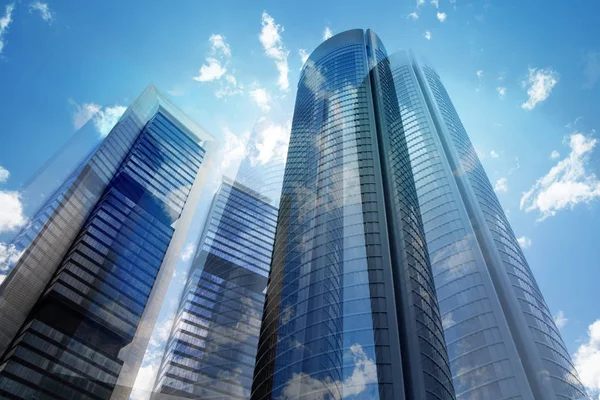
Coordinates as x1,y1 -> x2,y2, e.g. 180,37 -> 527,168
153,179 -> 278,399
0,88 -> 212,400
251,29 -> 454,400
388,51 -> 588,400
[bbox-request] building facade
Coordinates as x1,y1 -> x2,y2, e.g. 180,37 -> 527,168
387,51 -> 588,399
0,86 -> 215,400
153,179 -> 278,399
251,29 -> 455,400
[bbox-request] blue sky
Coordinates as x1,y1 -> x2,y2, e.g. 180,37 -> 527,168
1,0 -> 600,397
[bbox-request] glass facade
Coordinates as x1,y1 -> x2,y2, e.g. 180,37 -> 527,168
388,51 -> 588,399
0,87 -> 213,399
251,30 -> 454,400
153,179 -> 278,399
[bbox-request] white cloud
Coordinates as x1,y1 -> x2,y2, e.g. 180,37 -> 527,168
71,102 -> 125,136
180,243 -> 195,262
193,57 -> 227,82
93,105 -> 126,137
0,166 -> 9,183
408,12 -> 419,20
497,86 -> 506,98
1,242 -> 23,271
193,34 -> 242,97
553,310 -> 568,329
279,344 -> 376,400
566,116 -> 583,130
583,51 -> 600,89
208,33 -> 231,57
437,12 -> 447,22
219,127 -> 250,176
520,133 -> 600,220
521,67 -> 559,110
215,73 -> 243,98
416,0 -> 425,6
476,70 -> 484,79
72,102 -> 101,130
0,3 -> 15,56
550,150 -> 560,159
431,0 -> 439,8
0,191 -> 27,233
517,236 -> 532,249
29,1 -> 53,23
298,49 -> 309,66
260,12 -> 289,91
494,177 -> 508,193
251,118 -> 290,165
490,150 -> 500,159
574,319 -> 600,397
250,86 -> 271,112
424,31 -> 432,40
130,358 -> 160,400
323,26 -> 333,41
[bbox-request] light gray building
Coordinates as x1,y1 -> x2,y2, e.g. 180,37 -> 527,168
390,50 -> 587,399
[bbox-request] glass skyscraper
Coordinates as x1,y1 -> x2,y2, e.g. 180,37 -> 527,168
153,178 -> 278,399
388,51 -> 588,399
0,85 -> 216,400
252,29 -> 455,400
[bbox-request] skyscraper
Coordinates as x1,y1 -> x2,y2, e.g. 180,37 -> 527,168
388,51 -> 588,399
252,29 -> 455,400
152,120 -> 286,400
153,178 -> 278,399
0,85 -> 216,400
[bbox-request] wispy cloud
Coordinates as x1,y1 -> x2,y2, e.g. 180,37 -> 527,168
193,34 -> 242,97
497,86 -> 506,98
553,310 -> 568,329
437,12 -> 447,22
494,177 -> 508,193
0,242 -> 23,272
521,67 -> 559,110
476,70 -> 484,79
0,166 -> 9,183
0,3 -> 15,56
408,12 -> 419,20
0,190 -> 26,233
550,150 -> 560,159
71,101 -> 125,137
517,236 -> 532,249
582,50 -> 600,89
298,48 -> 308,66
430,0 -> 439,8
29,1 -> 53,23
260,12 -> 289,91
180,243 -> 196,262
424,30 -> 431,40
194,58 -> 227,82
323,26 -> 333,41
250,118 -> 290,165
574,319 -> 600,398
490,150 -> 500,159
72,102 -> 101,130
249,85 -> 271,112
521,133 -> 600,220
93,105 -> 126,137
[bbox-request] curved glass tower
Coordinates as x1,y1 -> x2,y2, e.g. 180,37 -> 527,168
388,51 -> 587,399
251,29 -> 455,400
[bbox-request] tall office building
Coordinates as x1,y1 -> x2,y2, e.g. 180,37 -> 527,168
153,178 -> 278,399
252,29 -> 455,400
388,51 -> 588,399
153,119 -> 285,399
0,85 -> 216,400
